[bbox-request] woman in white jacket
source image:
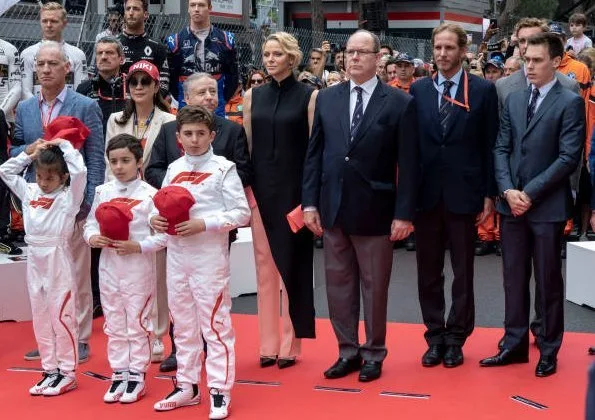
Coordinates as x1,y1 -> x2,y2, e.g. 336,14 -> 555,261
105,60 -> 175,181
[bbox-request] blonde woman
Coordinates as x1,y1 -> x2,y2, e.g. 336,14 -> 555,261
243,32 -> 318,369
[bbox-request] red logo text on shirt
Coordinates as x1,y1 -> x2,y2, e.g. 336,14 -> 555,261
109,198 -> 143,209
170,172 -> 212,185
30,197 -> 55,209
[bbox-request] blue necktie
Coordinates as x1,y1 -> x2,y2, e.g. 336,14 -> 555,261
439,80 -> 454,135
527,88 -> 540,125
350,86 -> 363,140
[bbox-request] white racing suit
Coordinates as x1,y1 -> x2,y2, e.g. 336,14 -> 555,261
20,40 -> 87,100
0,38 -> 21,123
84,178 -> 166,374
0,142 -> 86,378
151,149 -> 250,391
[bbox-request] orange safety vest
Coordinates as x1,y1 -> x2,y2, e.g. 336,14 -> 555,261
586,83 -> 595,159
558,53 -> 591,102
388,77 -> 416,95
225,93 -> 243,125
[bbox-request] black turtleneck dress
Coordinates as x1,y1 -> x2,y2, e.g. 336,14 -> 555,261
250,75 -> 316,339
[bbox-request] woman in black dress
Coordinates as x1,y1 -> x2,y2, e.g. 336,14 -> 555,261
243,32 -> 318,369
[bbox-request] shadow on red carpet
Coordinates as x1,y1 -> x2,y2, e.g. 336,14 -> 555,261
0,315 -> 592,419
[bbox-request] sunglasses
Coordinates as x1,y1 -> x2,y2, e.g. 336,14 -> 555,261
128,76 -> 153,87
251,78 -> 264,84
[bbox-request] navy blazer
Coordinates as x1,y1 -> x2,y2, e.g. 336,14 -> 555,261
302,80 -> 419,236
409,72 -> 499,215
10,88 -> 105,209
495,81 -> 584,222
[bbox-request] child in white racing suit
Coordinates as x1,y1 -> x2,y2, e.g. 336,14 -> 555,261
151,106 -> 250,419
84,134 -> 166,404
0,138 -> 86,396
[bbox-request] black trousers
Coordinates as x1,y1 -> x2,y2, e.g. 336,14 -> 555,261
500,215 -> 565,357
415,202 -> 477,346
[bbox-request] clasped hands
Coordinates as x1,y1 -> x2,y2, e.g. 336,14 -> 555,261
88,235 -> 141,256
303,209 -> 414,241
505,190 -> 532,217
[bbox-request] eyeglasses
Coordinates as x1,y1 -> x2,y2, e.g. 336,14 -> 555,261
251,78 -> 264,85
128,76 -> 152,87
345,49 -> 378,57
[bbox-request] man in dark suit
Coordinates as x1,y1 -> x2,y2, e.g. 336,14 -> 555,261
480,33 -> 584,377
144,72 -> 252,373
409,23 -> 499,368
302,29 -> 418,382
145,72 -> 251,188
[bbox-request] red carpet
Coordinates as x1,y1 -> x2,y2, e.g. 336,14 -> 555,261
0,315 -> 592,419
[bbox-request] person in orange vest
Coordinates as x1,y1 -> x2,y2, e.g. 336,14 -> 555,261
577,48 -> 595,241
225,69 -> 267,125
388,53 -> 416,94
475,58 -> 506,256
550,23 -> 592,253
225,82 -> 243,125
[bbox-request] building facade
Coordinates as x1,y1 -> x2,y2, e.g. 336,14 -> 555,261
280,0 -> 489,40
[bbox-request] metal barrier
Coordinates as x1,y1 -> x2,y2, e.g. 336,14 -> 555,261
0,3 -> 432,72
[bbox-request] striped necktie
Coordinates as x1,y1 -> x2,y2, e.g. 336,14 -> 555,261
439,80 -> 454,135
350,86 -> 363,140
526,88 -> 540,125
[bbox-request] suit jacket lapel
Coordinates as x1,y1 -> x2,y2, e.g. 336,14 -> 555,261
511,69 -> 528,93
426,80 -> 442,144
339,82 -> 350,145
143,109 -> 172,163
58,89 -> 74,117
524,82 -> 561,137
349,82 -> 387,150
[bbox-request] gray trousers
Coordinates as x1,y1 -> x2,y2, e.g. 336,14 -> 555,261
323,227 -> 393,362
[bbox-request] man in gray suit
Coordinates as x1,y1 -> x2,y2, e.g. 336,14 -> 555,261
494,18 -> 579,349
495,17 -> 578,111
480,33 -> 584,377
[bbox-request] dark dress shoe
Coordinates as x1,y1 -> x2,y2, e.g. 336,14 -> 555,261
494,241 -> 502,256
479,349 -> 529,367
324,357 -> 362,379
535,356 -> 557,377
589,347 -> 595,355
498,336 -> 504,350
474,240 -> 493,256
422,344 -> 445,367
260,356 -> 277,368
277,358 -> 296,369
443,345 -> 464,368
359,361 -> 382,382
159,352 -> 178,372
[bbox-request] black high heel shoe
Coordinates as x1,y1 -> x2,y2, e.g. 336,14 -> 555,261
260,356 -> 277,368
277,358 -> 296,369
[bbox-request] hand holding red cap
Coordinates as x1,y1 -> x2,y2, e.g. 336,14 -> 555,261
43,116 -> 90,149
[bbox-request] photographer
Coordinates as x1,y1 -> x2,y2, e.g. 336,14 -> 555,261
77,37 -> 127,135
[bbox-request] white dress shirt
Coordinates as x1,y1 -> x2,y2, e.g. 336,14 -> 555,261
349,76 -> 378,127
435,67 -> 463,108
528,77 -> 557,112
39,85 -> 68,127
